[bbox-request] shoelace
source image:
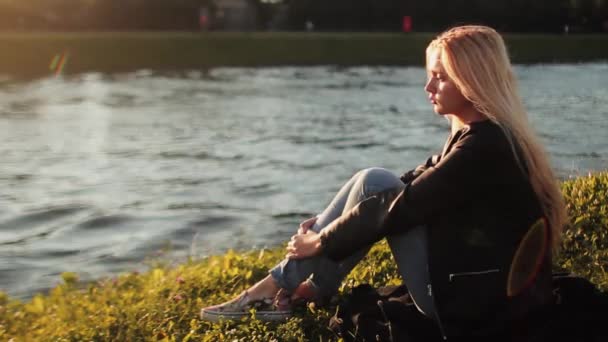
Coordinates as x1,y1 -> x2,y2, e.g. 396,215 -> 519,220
230,291 -> 275,311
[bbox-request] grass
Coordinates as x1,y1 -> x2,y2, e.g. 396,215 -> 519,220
1,32 -> 608,78
1,172 -> 607,341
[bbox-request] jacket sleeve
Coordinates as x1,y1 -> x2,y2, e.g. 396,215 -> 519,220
384,132 -> 495,233
319,188 -> 402,261
399,155 -> 441,184
320,132 -> 494,261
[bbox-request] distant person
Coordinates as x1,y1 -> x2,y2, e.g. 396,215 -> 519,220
200,25 -> 567,339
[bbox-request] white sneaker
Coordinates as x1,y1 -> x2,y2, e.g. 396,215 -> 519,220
200,290 -> 292,322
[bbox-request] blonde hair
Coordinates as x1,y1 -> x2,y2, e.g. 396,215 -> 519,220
427,25 -> 567,249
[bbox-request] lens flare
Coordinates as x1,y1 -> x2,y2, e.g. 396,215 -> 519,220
49,52 -> 70,76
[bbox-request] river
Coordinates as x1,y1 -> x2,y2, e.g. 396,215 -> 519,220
1,64 -> 607,299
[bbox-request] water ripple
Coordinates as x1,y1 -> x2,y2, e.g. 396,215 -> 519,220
0,205 -> 87,245
159,151 -> 245,161
74,215 -> 133,231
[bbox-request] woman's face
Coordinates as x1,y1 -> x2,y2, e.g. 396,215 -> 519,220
424,49 -> 471,116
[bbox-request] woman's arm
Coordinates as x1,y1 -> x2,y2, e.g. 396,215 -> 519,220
318,188 -> 402,261
285,189 -> 401,260
319,131 -> 498,261
386,133 -> 493,231
400,154 -> 441,184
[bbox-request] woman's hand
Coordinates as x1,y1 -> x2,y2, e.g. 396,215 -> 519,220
286,230 -> 322,260
297,216 -> 318,235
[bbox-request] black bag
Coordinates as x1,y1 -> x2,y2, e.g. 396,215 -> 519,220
531,274 -> 608,341
328,284 -> 440,342
329,275 -> 608,342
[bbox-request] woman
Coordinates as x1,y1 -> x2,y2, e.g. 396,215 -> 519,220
201,25 -> 567,339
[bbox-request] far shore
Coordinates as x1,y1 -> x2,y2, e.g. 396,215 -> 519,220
2,32 -> 608,78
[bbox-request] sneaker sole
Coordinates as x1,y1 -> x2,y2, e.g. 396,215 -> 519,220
200,308 -> 291,322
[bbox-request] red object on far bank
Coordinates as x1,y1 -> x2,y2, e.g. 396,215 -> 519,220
403,16 -> 412,32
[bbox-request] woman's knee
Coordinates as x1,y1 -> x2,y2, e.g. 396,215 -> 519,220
357,167 -> 403,193
359,167 -> 399,183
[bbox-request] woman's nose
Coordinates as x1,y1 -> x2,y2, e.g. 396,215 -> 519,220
424,78 -> 435,93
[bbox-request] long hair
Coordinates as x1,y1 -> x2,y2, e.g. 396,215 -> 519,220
427,25 -> 567,249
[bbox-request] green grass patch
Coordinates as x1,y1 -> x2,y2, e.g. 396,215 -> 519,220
558,172 -> 608,289
2,32 -> 608,78
1,172 -> 607,341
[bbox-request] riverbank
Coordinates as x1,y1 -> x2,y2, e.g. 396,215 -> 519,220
2,32 -> 608,78
1,172 -> 607,341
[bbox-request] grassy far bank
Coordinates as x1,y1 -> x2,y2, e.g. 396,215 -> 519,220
1,32 -> 608,78
1,172 -> 607,341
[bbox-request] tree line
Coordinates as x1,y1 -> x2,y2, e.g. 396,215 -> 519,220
0,0 -> 606,33
0,0 -> 214,31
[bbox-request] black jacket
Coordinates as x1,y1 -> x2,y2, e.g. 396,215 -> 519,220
319,120 -> 552,338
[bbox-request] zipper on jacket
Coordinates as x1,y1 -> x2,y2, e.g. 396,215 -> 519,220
425,283 -> 448,340
448,269 -> 500,282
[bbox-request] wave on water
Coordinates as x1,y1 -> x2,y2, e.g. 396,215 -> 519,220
74,214 -> 133,231
0,205 -> 88,245
330,141 -> 383,150
173,215 -> 241,239
167,202 -> 236,211
233,183 -> 281,197
555,151 -> 602,158
271,212 -> 314,220
387,144 -> 433,153
158,151 -> 245,161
